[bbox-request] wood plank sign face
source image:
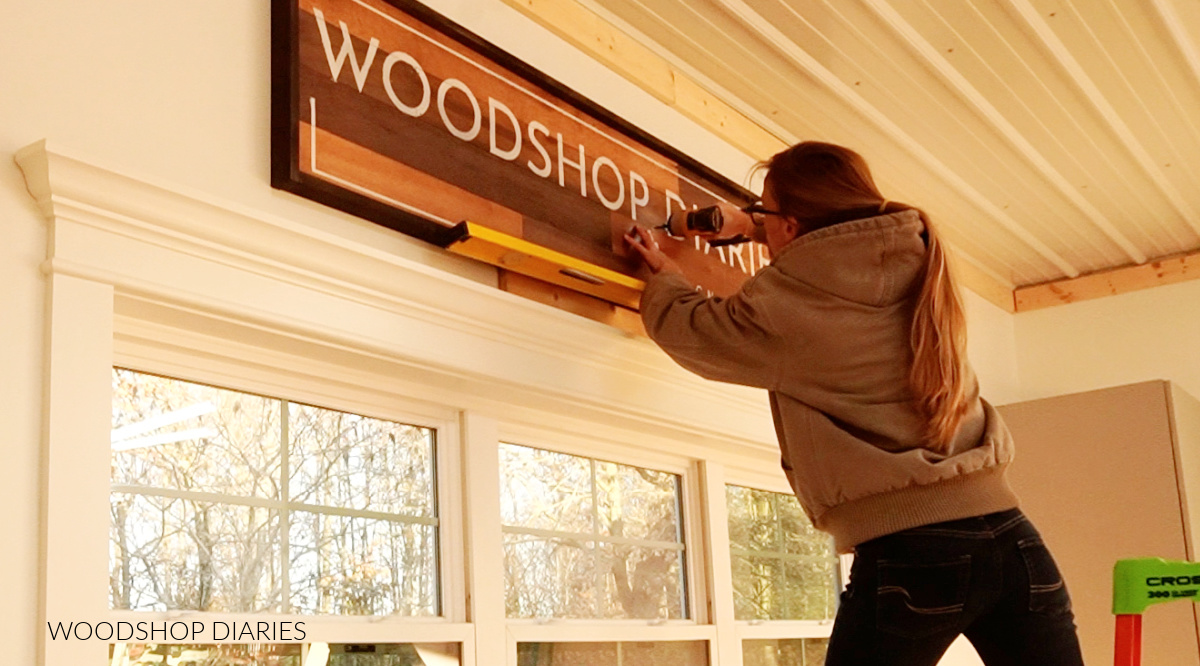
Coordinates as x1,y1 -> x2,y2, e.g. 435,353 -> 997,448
271,0 -> 768,311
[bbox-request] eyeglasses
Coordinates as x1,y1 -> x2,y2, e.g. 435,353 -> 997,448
740,203 -> 784,227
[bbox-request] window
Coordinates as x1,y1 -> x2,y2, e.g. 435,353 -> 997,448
110,643 -> 302,666
497,443 -> 687,620
110,369 -> 440,616
742,638 -> 829,666
725,485 -> 838,622
108,642 -> 460,665
517,641 -> 707,666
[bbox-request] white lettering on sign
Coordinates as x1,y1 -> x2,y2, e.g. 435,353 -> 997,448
382,51 -> 430,117
629,171 -> 649,221
489,98 -> 522,161
526,120 -> 552,178
437,78 -> 482,141
557,133 -> 587,197
592,157 -> 624,211
314,9 -> 379,93
310,6 -> 762,276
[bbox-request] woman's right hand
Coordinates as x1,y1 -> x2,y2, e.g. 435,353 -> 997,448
624,226 -> 683,276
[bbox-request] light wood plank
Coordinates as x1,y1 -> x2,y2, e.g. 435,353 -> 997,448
499,270 -> 646,336
498,0 -> 784,160
949,251 -> 1016,313
1015,249 -> 1200,311
500,0 -> 676,104
672,74 -> 788,159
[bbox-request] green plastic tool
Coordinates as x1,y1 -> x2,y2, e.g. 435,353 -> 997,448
1113,557 -> 1200,615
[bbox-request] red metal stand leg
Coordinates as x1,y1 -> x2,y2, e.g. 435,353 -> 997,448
1114,614 -> 1142,666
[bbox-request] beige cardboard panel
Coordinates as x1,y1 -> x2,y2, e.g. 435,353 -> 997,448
1169,383 -> 1200,561
1000,382 -> 1200,666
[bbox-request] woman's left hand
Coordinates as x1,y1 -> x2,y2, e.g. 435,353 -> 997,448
624,226 -> 683,276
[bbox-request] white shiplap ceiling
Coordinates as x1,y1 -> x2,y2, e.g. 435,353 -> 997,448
516,0 -> 1200,308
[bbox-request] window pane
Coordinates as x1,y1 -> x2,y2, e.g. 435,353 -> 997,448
500,444 -> 688,620
289,404 -> 436,517
518,641 -> 708,666
725,485 -> 780,552
503,534 -> 595,618
110,643 -> 301,665
327,642 -> 461,665
742,638 -> 829,666
778,494 -> 829,557
726,485 -> 837,621
594,461 -> 681,541
112,369 -> 281,498
289,511 -> 438,616
109,493 -> 280,612
597,543 -> 685,619
784,559 -> 837,620
111,369 -> 444,618
730,553 -> 782,620
499,444 -> 593,533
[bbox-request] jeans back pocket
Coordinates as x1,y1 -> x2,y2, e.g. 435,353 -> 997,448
1018,536 -> 1072,615
876,555 -> 971,639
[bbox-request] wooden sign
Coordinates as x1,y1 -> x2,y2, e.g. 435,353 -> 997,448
271,0 -> 769,311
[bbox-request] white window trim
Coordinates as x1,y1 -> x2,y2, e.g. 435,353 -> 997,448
20,140 -> 815,666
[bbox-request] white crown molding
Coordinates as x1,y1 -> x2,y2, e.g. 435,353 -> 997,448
15,140 -> 776,450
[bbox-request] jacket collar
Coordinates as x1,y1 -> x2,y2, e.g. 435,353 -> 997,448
769,209 -> 927,307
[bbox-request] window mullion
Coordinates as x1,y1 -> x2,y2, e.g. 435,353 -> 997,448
461,413 -> 508,666
591,458 -> 602,620
501,525 -> 683,551
699,461 -> 742,666
280,399 -> 291,614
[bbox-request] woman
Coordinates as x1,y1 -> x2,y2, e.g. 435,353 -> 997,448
624,142 -> 1084,665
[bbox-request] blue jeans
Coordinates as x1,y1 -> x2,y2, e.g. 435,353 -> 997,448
825,509 -> 1086,665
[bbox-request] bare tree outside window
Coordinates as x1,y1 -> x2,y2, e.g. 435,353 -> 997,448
725,485 -> 838,621
517,640 -> 708,666
110,369 -> 439,616
498,444 -> 687,620
742,638 -> 829,666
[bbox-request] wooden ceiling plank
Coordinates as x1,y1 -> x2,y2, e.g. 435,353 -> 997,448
1150,0 -> 1200,92
1014,248 -> 1200,311
500,0 -> 676,103
593,0 -> 1090,283
499,0 -> 786,160
860,0 -> 1145,265
1008,0 -> 1200,234
580,0 -> 803,150
707,0 -> 1081,277
1075,0 -> 1200,191
949,247 -> 1017,314
953,0 -> 1187,259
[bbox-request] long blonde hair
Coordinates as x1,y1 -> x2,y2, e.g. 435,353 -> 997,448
764,142 -> 969,453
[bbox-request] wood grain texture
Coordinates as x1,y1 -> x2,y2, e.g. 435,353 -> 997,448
1015,250 -> 1200,312
301,122 -> 525,236
498,0 -> 786,160
500,270 -> 646,336
282,0 -> 770,325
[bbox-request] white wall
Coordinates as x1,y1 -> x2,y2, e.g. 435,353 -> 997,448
0,135 -> 48,666
1015,279 -> 1200,402
0,2 -> 1056,665
0,2 -> 743,664
964,290 -> 1022,406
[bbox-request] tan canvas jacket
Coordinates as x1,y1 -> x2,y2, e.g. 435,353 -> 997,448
640,210 -> 1019,552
